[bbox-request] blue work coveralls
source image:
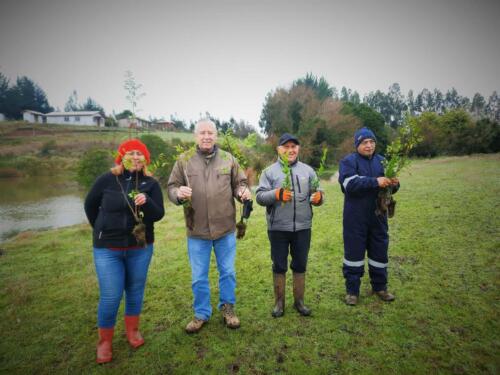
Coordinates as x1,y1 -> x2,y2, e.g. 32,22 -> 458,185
338,152 -> 399,295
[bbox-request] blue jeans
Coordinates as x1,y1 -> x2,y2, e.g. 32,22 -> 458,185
187,232 -> 237,321
93,244 -> 153,328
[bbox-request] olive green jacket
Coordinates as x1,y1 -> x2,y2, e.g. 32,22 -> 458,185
167,146 -> 248,240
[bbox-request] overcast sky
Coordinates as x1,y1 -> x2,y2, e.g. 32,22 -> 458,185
1,0 -> 499,127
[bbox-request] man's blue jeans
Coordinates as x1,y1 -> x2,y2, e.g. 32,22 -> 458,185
93,244 -> 153,328
187,232 -> 237,321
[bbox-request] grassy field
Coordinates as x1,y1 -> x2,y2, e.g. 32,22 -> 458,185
0,154 -> 499,374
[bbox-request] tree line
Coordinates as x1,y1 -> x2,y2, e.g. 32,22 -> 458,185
259,73 -> 500,166
0,72 -> 106,120
2,71 -> 499,162
0,73 -> 53,119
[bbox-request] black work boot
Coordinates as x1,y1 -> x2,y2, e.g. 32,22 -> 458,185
272,273 -> 286,318
292,272 -> 311,316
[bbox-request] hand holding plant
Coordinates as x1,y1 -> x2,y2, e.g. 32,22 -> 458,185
275,188 -> 293,202
277,150 -> 293,204
311,147 -> 328,193
377,116 -> 421,217
174,146 -> 196,230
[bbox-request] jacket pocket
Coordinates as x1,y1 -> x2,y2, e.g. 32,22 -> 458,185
217,171 -> 232,192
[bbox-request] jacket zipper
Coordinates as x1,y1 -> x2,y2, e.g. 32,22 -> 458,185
368,156 -> 374,177
125,177 -> 131,245
295,175 -> 302,193
290,169 -> 296,232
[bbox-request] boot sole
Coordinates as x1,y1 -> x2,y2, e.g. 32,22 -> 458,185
96,356 -> 112,364
293,305 -> 311,316
185,321 -> 206,334
222,317 -> 240,329
128,339 -> 145,348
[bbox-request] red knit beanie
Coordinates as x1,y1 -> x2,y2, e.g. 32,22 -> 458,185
115,139 -> 151,165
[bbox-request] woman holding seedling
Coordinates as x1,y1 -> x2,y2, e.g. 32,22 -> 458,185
84,139 -> 164,363
256,133 -> 324,318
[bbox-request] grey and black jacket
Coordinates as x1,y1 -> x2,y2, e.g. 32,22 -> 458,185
256,159 -> 322,232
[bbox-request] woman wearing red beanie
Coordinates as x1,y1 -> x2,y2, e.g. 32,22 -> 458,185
84,139 -> 164,363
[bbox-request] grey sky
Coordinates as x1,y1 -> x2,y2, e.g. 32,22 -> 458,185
1,0 -> 499,127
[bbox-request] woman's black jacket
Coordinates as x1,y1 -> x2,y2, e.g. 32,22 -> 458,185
84,170 -> 165,248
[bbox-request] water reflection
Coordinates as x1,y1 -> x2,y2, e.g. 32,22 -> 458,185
0,176 -> 87,242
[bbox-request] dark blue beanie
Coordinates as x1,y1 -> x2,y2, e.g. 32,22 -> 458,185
354,127 -> 377,148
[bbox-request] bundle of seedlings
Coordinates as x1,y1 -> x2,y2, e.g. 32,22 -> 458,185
310,147 -> 328,200
278,150 -> 292,204
175,144 -> 196,230
377,117 -> 421,217
220,130 -> 253,239
117,158 -> 146,246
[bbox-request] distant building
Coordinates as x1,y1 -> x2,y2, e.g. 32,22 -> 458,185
0,113 -> 6,122
22,110 -> 46,124
45,111 -> 104,126
154,120 -> 176,131
23,110 -> 104,126
117,117 -> 152,129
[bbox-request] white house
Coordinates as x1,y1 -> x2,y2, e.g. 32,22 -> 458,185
0,113 -> 6,122
22,110 -> 46,124
117,117 -> 152,128
23,110 -> 104,126
44,111 -> 104,126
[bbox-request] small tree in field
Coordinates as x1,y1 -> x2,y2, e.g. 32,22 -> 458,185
123,70 -> 146,136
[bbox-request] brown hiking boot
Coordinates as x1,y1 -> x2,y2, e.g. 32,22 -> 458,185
345,294 -> 358,306
293,272 -> 311,316
185,318 -> 206,334
221,303 -> 240,329
272,273 -> 286,318
372,290 -> 395,302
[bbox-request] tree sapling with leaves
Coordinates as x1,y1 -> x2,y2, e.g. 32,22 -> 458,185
377,116 -> 421,217
220,129 -> 253,239
172,143 -> 197,230
309,147 -> 327,203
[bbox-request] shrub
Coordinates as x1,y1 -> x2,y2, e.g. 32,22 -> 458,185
77,149 -> 112,188
39,140 -> 57,156
138,135 -> 180,186
139,134 -> 168,161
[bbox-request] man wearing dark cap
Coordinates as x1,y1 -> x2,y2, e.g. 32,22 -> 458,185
338,127 -> 399,306
256,133 -> 324,317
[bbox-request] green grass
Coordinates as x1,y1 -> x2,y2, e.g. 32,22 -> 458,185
0,154 -> 499,374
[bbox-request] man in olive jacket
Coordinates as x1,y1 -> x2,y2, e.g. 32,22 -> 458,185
256,133 -> 324,318
167,119 -> 251,333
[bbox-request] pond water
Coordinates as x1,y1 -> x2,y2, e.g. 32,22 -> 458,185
0,175 -> 87,242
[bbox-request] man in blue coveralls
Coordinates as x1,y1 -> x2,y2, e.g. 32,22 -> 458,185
338,127 -> 399,306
